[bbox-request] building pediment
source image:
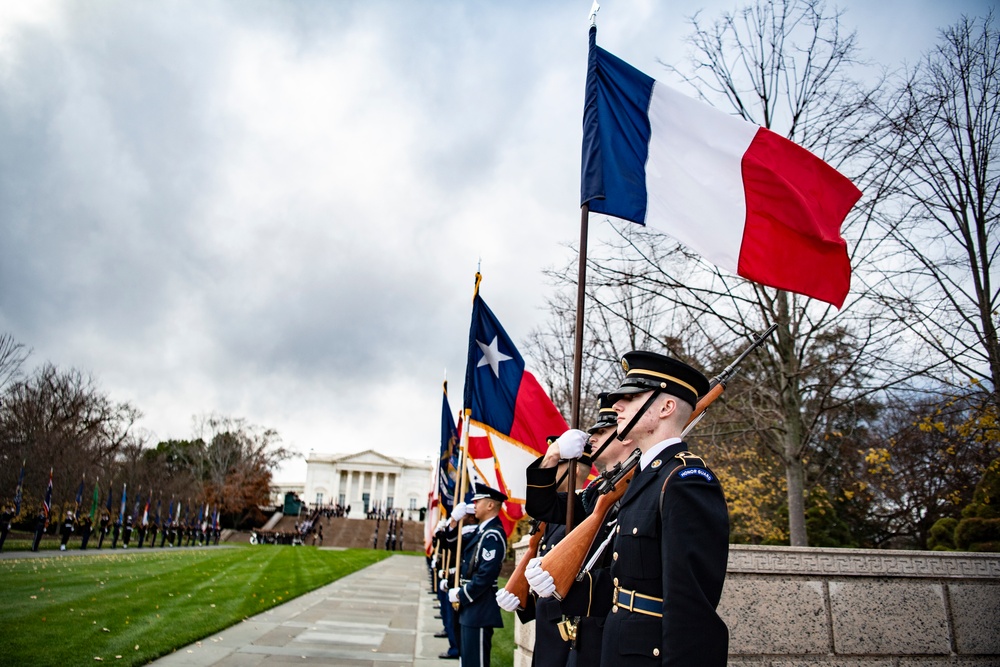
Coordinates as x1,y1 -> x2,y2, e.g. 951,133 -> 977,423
329,449 -> 403,467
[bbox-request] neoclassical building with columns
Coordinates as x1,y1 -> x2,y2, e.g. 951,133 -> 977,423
303,449 -> 433,518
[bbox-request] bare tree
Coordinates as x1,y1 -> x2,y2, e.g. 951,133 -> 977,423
534,0 -> 917,546
0,333 -> 29,392
191,413 -> 290,526
873,13 -> 1000,404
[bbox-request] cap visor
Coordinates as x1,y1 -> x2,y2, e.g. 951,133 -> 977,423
607,385 -> 649,402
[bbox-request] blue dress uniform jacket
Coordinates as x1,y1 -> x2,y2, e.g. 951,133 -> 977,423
457,516 -> 507,628
599,441 -> 729,667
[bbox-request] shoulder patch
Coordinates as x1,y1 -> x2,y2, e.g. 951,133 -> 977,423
482,548 -> 496,561
678,467 -> 714,482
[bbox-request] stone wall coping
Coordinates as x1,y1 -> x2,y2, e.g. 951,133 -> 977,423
727,544 -> 1000,579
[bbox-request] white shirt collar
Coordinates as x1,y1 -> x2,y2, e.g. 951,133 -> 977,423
640,437 -> 683,470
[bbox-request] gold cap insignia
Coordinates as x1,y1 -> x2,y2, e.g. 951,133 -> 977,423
621,357 -> 630,373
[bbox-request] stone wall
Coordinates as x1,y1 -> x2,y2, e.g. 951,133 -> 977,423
512,540 -> 1000,666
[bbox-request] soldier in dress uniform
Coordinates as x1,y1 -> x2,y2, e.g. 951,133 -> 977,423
111,514 -> 121,548
147,518 -> 158,549
447,482 -> 508,667
500,393 -> 634,667
59,510 -> 75,551
97,510 -> 110,549
599,352 -> 729,667
78,514 -> 93,550
31,509 -> 46,552
122,514 -> 134,548
0,505 -> 13,552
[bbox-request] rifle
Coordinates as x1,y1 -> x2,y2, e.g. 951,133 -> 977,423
538,323 -> 776,600
501,519 -> 546,609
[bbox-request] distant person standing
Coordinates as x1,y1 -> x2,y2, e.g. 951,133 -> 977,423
122,515 -> 134,548
0,505 -> 12,552
59,511 -> 75,551
447,483 -> 508,667
97,511 -> 110,549
78,515 -> 93,550
31,510 -> 46,552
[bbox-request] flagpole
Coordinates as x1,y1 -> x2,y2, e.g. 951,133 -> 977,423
451,407 -> 472,607
566,203 -> 590,532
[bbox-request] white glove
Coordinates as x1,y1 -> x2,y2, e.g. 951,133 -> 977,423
496,589 -> 521,612
448,587 -> 460,604
439,578 -> 449,593
436,518 -> 448,532
451,503 -> 468,521
525,561 -> 556,598
556,429 -> 589,460
430,556 -> 438,568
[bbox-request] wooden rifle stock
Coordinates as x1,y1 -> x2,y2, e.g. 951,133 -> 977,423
538,469 -> 633,600
503,521 -> 546,608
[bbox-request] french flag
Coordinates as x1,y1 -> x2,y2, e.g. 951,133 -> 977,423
581,27 -> 862,309
463,274 -> 569,534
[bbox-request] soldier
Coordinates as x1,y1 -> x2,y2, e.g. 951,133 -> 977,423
79,514 -> 93,550
31,509 -> 46,552
499,393 -> 633,667
97,510 -> 110,549
59,510 -> 75,551
447,482 -> 508,667
147,518 -> 158,549
122,515 -> 134,548
0,505 -> 12,552
111,514 -> 121,548
599,352 -> 728,667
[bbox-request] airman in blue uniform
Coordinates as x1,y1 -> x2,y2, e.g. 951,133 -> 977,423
448,482 -> 508,667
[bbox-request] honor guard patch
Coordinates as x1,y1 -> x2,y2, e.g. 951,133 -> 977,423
650,459 -> 662,469
679,468 -> 714,482
482,549 -> 496,561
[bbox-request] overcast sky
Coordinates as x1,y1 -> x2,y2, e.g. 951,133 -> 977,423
0,0 -> 991,482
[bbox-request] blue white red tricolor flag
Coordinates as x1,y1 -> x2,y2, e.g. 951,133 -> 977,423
42,468 -> 53,521
12,460 -> 25,517
463,274 -> 569,534
580,27 -> 862,308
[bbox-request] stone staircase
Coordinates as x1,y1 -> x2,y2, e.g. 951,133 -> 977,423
258,514 -> 418,550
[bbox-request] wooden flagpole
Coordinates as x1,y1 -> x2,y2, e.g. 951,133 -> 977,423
566,203 -> 590,532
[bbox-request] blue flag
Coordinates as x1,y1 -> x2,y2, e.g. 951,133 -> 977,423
119,484 -> 127,525
438,380 -> 459,514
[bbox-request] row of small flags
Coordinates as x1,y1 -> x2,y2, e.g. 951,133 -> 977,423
7,461 -> 220,530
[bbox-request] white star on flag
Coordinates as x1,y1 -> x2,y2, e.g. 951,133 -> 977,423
476,336 -> 512,378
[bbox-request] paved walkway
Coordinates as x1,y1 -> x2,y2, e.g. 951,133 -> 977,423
148,554 -> 455,667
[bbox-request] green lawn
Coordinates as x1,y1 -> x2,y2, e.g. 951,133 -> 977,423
0,546 -> 391,666
493,577 -> 515,667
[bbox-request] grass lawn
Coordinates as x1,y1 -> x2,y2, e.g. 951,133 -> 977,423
0,545 -> 392,666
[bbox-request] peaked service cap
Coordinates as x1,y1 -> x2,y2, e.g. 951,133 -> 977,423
608,351 -> 709,409
470,482 -> 507,503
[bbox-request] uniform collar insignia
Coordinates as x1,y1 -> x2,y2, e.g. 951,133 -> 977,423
650,459 -> 663,469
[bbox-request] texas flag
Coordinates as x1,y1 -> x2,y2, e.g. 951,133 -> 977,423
463,275 -> 569,534
581,27 -> 862,308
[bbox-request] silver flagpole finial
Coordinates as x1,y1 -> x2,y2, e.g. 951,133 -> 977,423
589,1 -> 600,27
